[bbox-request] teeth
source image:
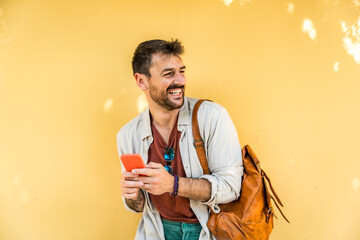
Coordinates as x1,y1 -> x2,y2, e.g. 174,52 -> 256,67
169,89 -> 181,95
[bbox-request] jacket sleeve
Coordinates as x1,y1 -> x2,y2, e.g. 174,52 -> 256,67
197,103 -> 243,213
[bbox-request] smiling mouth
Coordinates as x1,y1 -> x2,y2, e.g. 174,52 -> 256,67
168,88 -> 182,96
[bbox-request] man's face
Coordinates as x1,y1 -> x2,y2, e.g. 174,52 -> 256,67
147,53 -> 186,111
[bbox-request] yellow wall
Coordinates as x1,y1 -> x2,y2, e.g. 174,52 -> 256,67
1,0 -> 360,239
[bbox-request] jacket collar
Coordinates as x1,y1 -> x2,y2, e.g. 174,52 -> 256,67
139,97 -> 190,140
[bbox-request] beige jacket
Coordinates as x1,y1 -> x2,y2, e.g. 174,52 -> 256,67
116,97 -> 243,240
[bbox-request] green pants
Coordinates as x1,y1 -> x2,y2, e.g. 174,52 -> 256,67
161,218 -> 202,240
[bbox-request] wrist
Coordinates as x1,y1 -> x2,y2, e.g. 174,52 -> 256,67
135,189 -> 143,200
168,175 -> 175,194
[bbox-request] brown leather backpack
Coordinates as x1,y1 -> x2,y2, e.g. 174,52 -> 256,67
192,99 -> 289,240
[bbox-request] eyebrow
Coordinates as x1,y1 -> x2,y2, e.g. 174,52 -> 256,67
161,66 -> 186,75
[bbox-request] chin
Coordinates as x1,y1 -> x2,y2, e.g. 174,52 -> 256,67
173,97 -> 184,108
163,97 -> 184,111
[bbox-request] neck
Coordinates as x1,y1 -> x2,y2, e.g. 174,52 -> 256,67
148,103 -> 180,130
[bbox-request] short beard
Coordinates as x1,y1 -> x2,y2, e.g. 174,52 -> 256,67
149,84 -> 185,111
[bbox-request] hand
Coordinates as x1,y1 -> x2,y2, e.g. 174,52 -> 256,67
120,171 -> 144,200
133,162 -> 174,196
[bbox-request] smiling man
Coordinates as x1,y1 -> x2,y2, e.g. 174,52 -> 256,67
117,39 -> 243,240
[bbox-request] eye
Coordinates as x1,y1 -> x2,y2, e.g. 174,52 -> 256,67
163,72 -> 174,77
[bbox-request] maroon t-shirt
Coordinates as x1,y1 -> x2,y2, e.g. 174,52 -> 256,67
148,118 -> 199,223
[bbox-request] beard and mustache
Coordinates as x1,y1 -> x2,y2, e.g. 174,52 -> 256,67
149,83 -> 185,111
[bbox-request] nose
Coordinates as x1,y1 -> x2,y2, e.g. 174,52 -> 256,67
173,71 -> 186,86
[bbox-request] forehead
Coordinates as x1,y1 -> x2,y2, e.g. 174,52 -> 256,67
150,53 -> 184,73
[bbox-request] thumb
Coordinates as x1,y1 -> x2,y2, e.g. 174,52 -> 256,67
146,162 -> 163,169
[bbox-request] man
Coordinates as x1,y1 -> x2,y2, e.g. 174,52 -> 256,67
117,39 -> 243,240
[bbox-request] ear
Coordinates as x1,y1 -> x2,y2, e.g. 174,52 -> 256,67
134,73 -> 149,91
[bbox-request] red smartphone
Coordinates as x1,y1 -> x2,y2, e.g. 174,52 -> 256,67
120,153 -> 146,172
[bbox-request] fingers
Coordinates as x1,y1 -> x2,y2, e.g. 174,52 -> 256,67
138,176 -> 155,186
121,171 -> 139,179
146,162 -> 163,168
122,179 -> 144,188
121,187 -> 142,199
122,163 -> 172,196
132,162 -> 163,176
121,171 -> 144,200
122,189 -> 140,199
121,172 -> 143,188
137,168 -> 174,195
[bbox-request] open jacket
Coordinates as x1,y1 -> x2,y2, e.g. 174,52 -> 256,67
117,97 -> 243,240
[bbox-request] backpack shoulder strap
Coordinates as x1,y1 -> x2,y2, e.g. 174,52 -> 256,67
192,99 -> 211,175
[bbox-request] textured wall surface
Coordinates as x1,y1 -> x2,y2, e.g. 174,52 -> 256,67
1,0 -> 359,239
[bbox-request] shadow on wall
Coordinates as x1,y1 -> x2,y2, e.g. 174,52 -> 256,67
223,0 -> 360,68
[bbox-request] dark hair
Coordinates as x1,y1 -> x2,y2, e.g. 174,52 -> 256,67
132,39 -> 184,77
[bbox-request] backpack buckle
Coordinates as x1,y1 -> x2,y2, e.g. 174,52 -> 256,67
266,207 -> 273,223
193,139 -> 204,148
